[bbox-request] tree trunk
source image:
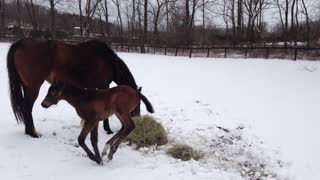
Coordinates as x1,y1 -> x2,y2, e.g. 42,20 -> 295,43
0,0 -> 4,38
237,0 -> 243,42
104,0 -> 110,37
17,0 -> 22,27
49,0 -> 56,39
143,0 -> 148,44
78,0 -> 83,38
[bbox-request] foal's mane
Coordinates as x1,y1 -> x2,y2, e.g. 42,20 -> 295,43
63,83 -> 97,100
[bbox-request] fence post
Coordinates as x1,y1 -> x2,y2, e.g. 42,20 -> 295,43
154,47 -> 156,54
207,48 -> 210,57
294,48 -> 298,61
116,45 -> 118,52
224,48 -> 227,58
266,48 -> 269,59
245,48 -> 248,58
189,48 -> 192,58
141,45 -> 144,53
128,45 -> 130,52
175,48 -> 178,56
164,47 -> 167,55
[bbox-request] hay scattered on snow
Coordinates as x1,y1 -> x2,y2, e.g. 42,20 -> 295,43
125,115 -> 168,149
167,144 -> 203,161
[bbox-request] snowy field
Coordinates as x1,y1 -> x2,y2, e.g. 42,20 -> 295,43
0,42 -> 320,180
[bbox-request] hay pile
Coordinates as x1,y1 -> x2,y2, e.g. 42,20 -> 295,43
167,144 -> 203,161
125,115 -> 168,149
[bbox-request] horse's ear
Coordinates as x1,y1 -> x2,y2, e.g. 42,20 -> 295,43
137,86 -> 142,92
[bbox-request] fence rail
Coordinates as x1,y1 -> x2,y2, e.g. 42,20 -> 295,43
111,44 -> 320,61
2,38 -> 320,60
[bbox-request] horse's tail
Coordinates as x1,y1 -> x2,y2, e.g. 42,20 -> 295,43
138,90 -> 154,113
7,40 -> 25,124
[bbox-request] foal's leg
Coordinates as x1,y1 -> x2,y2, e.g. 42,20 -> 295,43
78,121 -> 99,163
107,113 -> 135,161
90,124 -> 102,165
101,126 -> 125,157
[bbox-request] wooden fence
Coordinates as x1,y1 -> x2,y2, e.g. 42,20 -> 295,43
2,38 -> 320,60
111,44 -> 320,61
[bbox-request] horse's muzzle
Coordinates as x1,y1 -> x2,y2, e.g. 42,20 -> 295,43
41,100 -> 51,108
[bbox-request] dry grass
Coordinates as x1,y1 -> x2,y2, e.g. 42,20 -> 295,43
167,144 -> 203,161
125,115 -> 168,149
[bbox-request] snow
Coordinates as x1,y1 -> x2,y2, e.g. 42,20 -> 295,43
0,42 -> 320,179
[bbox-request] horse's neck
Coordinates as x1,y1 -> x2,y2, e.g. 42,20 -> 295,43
63,96 -> 82,109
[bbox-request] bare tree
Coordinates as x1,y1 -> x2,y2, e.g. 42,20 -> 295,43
24,0 -> 39,30
16,0 -> 22,27
0,0 -> 4,37
301,0 -> 310,47
48,0 -> 63,38
78,0 -> 102,38
143,0 -> 148,44
150,0 -> 167,43
237,0 -> 243,41
100,0 -> 110,37
112,0 -> 123,43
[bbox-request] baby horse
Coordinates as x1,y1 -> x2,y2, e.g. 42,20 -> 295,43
41,81 -> 154,164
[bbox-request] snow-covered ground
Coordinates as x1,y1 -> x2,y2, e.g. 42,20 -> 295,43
0,42 -> 320,180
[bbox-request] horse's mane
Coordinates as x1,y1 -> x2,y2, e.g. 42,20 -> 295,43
78,40 -> 138,89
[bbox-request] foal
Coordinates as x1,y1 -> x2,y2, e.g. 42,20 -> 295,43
41,81 -> 154,164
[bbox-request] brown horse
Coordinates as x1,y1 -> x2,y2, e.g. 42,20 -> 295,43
41,81 -> 154,164
7,38 -> 139,137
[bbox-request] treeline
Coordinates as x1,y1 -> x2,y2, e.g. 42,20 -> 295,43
0,0 -> 319,47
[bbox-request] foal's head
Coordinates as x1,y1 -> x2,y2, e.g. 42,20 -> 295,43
41,81 -> 65,108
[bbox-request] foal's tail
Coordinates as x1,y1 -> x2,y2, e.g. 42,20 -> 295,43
138,90 -> 154,113
7,40 -> 25,123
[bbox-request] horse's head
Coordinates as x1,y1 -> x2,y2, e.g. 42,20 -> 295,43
41,80 -> 65,108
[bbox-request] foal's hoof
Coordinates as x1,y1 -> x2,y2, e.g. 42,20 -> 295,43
96,158 -> 103,165
107,153 -> 113,161
101,144 -> 111,157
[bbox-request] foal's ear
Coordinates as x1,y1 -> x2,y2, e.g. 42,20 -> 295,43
137,86 -> 142,92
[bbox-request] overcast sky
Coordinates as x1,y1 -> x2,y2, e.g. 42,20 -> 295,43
7,0 -> 320,30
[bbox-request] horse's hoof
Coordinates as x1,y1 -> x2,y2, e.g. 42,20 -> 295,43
26,130 -> 41,138
106,131 -> 113,135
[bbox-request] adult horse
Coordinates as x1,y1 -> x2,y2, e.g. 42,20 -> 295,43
7,38 -> 139,138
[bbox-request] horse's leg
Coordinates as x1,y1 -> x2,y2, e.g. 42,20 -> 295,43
107,113 -> 135,161
78,120 -> 99,163
102,85 -> 113,134
103,119 -> 113,134
90,124 -> 102,165
23,85 -> 41,138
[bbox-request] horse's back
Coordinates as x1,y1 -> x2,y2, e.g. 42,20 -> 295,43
11,39 -> 55,87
